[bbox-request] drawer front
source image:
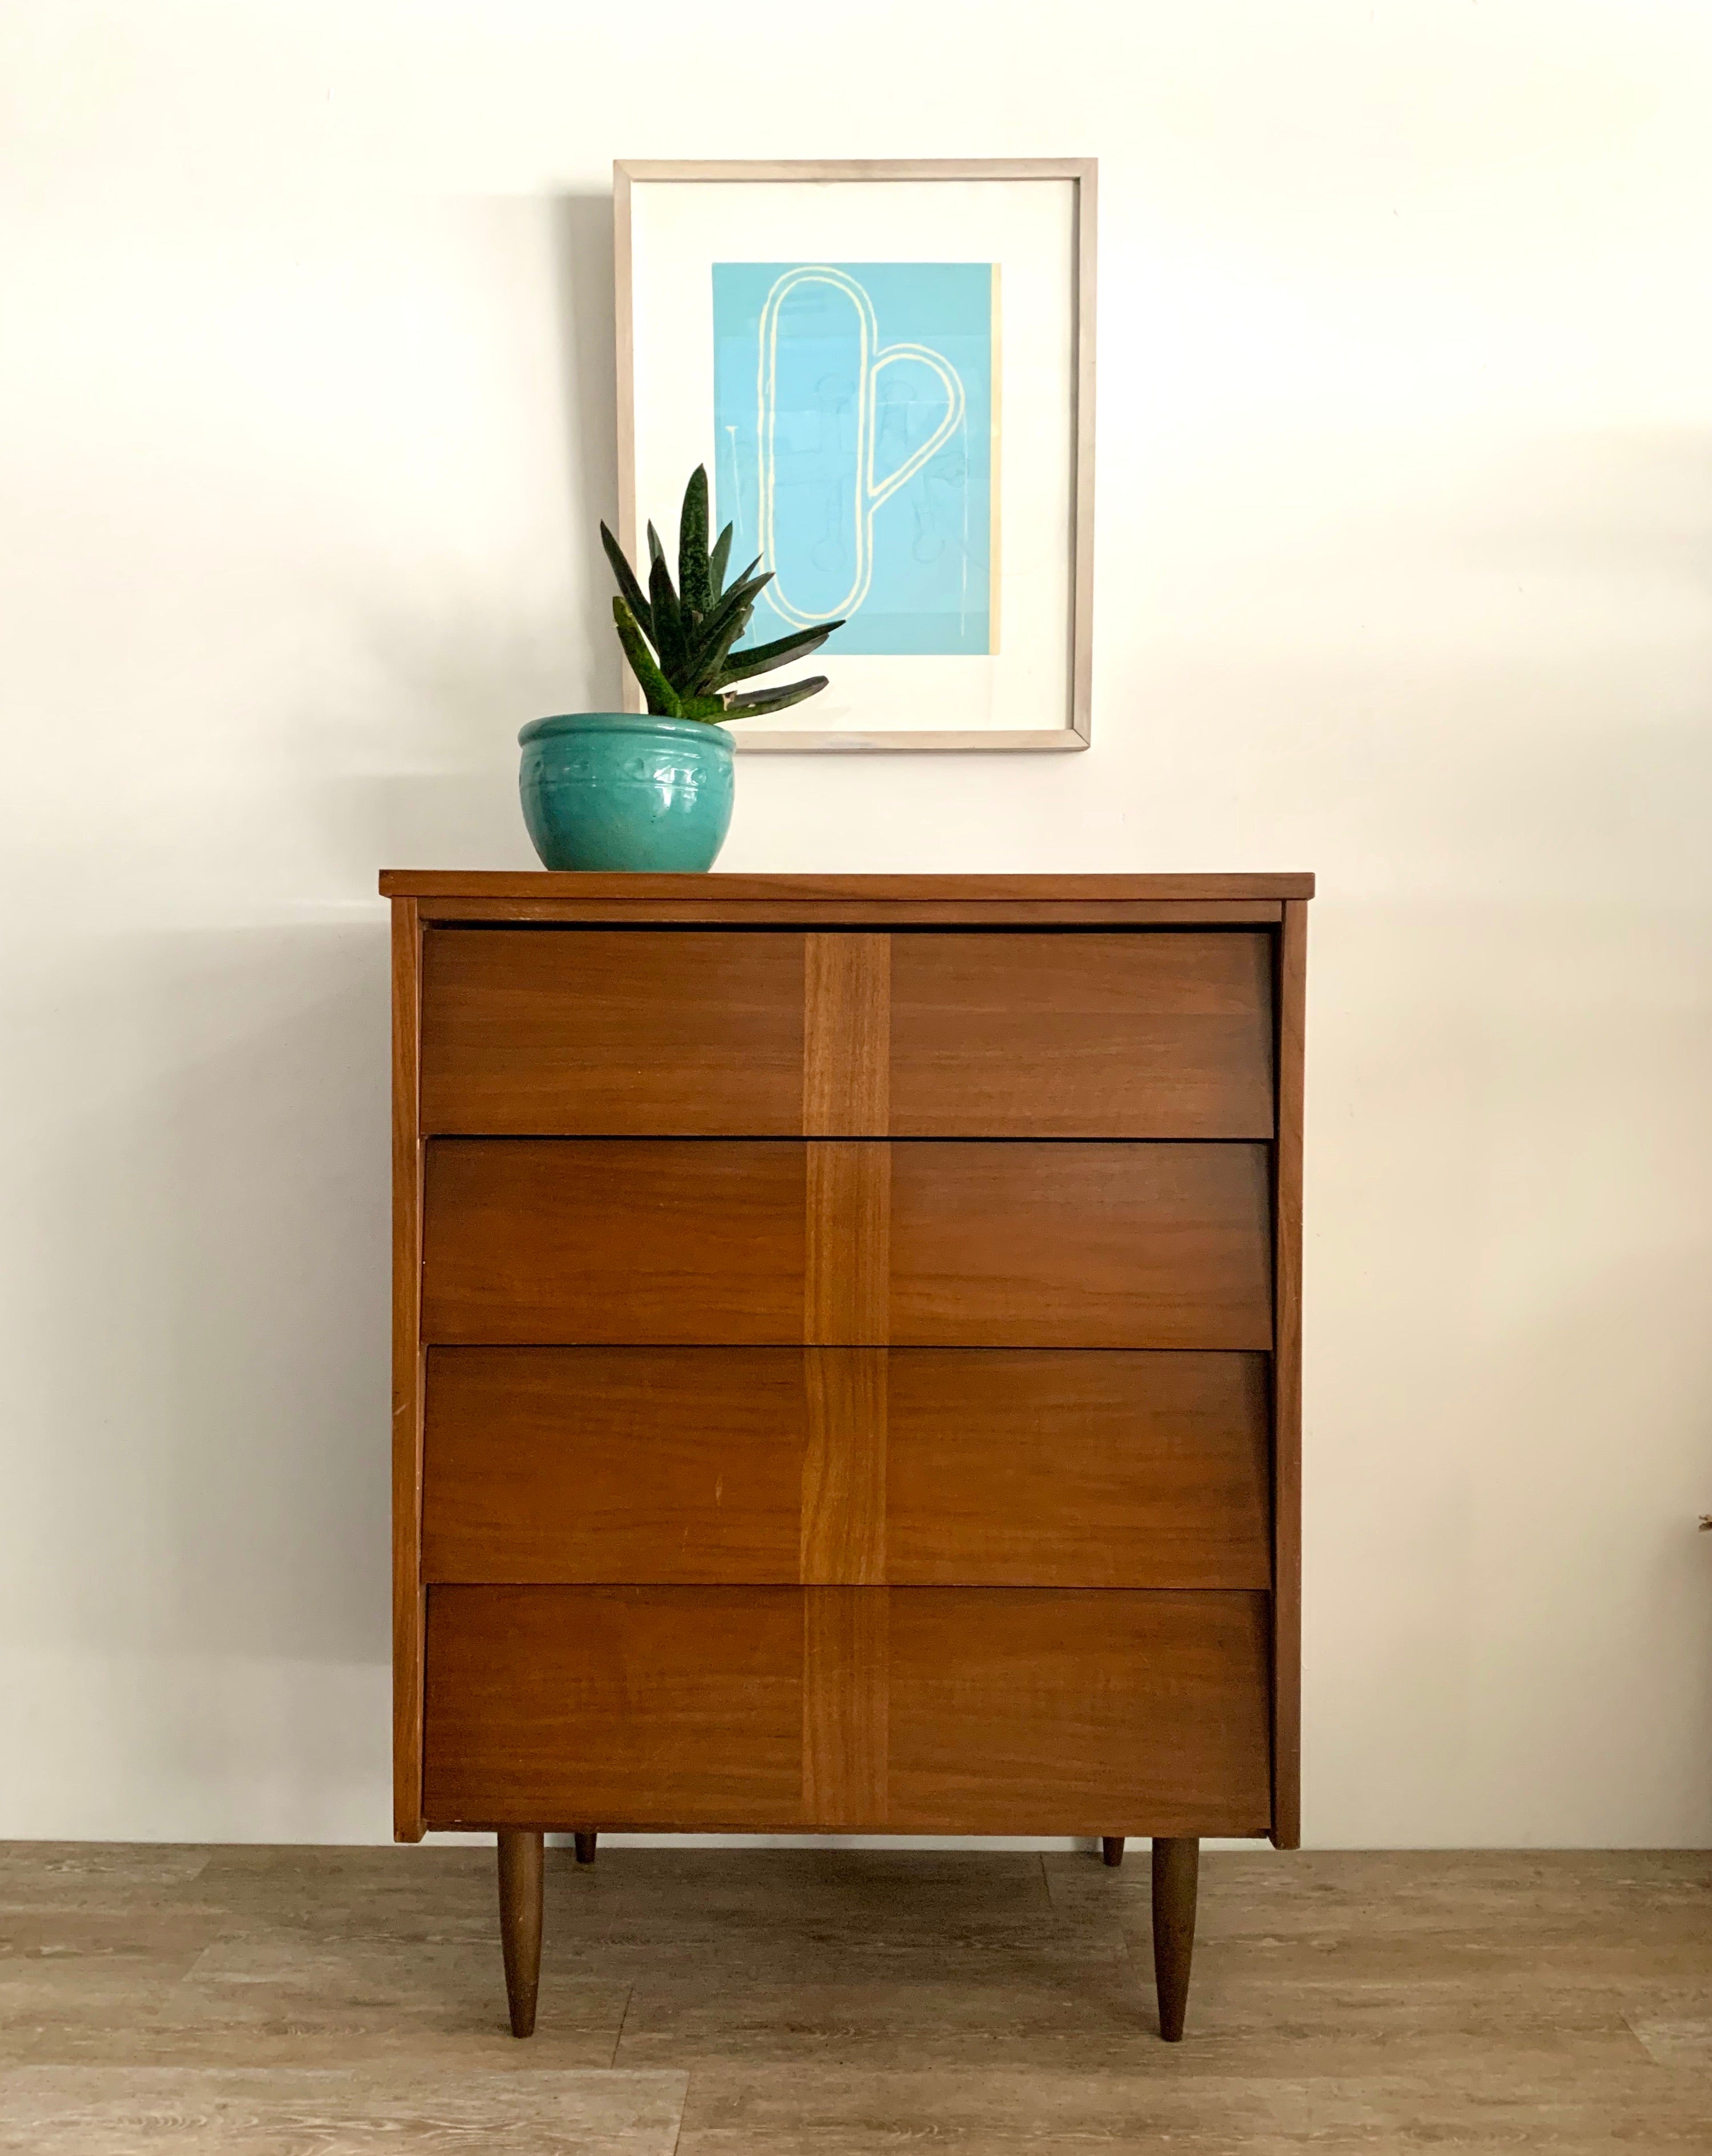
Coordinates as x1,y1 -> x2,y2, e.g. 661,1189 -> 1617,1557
420,928 -> 805,1136
890,1143 -> 1273,1348
890,932 -> 1274,1137
422,1140 -> 805,1344
422,1140 -> 1272,1349
424,1585 -> 803,1829
423,1348 -> 807,1584
422,1585 -> 1271,1835
422,1347 -> 1271,1590
416,926 -> 1275,1140
887,1351 -> 1270,1587
886,1588 -> 1272,1834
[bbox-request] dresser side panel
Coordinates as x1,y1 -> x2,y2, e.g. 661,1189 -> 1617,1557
1271,900 -> 1307,1847
390,897 -> 426,1841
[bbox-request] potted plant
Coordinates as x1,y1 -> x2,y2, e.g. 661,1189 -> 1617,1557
519,467 -> 842,871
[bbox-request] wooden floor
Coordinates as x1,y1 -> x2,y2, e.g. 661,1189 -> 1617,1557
0,1844 -> 1708,2152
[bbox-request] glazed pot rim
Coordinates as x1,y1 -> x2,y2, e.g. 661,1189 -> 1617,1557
519,711 -> 733,749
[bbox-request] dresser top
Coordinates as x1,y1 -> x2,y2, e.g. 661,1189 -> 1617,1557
380,872 -> 1314,901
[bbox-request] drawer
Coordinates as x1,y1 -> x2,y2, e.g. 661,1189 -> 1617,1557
890,932 -> 1274,1137
421,1140 -> 1273,1349
421,1140 -> 805,1345
421,1347 -> 1271,1590
889,1142 -> 1273,1348
422,1585 -> 1272,1835
417,927 -> 1274,1140
421,928 -> 805,1136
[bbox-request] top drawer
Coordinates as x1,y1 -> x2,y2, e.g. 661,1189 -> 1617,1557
420,928 -> 1274,1139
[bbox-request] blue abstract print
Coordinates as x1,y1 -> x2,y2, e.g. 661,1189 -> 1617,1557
712,262 -> 996,656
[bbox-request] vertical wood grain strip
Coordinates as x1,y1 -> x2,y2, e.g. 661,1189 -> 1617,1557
1270,899 -> 1307,1850
804,1145 -> 891,1344
803,933 -> 889,1135
802,1588 -> 889,1827
800,1350 -> 888,1584
390,899 -> 427,1842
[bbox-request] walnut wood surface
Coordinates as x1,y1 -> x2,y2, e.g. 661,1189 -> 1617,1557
381,871 -> 1316,902
1151,1835 -> 1200,2041
415,897 -> 1287,927
424,1586 -> 804,1828
425,1141 -> 1271,1350
422,1586 -> 1270,1835
389,898 -> 426,1843
886,1591 -> 1271,1835
890,1143 -> 1274,1348
886,1351 -> 1271,1587
801,1350 -> 887,1585
422,1347 -> 805,1584
802,1587 -> 889,1827
1271,899 -> 1308,1849
421,1347 -> 1268,1590
889,933 -> 1275,1137
803,933 -> 888,1135
495,1830 -> 542,2038
420,928 -> 803,1136
804,1143 -> 890,1342
421,1140 -> 806,1344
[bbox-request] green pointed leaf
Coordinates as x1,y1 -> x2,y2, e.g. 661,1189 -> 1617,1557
688,564 -> 772,668
678,466 -> 711,616
599,521 -> 653,639
708,522 -> 733,596
714,621 -> 839,688
646,521 -> 665,566
684,598 -> 756,697
648,551 -> 686,680
613,597 -> 681,716
720,674 -> 829,718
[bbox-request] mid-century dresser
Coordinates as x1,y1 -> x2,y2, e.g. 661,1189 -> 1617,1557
386,871 -> 1310,2042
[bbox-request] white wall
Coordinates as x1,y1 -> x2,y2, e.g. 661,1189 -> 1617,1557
2,0 -> 1709,1847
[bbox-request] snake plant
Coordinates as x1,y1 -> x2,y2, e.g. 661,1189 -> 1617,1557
600,467 -> 842,721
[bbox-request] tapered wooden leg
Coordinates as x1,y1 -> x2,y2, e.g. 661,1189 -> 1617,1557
1102,1836 -> 1125,1867
574,1831 -> 597,1866
1151,1835 -> 1199,2042
497,1830 -> 543,2038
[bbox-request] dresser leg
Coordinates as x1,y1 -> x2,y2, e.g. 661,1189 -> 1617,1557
497,1830 -> 544,2038
1150,1836 -> 1199,2042
1102,1836 -> 1125,1867
574,1831 -> 597,1866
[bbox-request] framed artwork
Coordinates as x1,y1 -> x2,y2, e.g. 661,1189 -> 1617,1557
614,159 -> 1097,752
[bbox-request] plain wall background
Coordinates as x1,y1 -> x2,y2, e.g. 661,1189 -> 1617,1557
2,0 -> 1709,1847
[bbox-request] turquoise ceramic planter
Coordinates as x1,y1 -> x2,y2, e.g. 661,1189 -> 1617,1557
518,713 -> 734,872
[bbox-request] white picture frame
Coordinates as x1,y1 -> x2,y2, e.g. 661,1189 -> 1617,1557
614,159 -> 1097,753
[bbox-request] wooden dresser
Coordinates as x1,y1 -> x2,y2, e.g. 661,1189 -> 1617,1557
385,871 -> 1310,2042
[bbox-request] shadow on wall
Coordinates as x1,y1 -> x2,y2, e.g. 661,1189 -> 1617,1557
300,190 -> 625,879
31,923 -> 391,1687
549,190 -> 622,684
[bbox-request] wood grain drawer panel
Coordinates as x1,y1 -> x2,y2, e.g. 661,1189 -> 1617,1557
887,1589 -> 1272,1835
889,933 -> 1275,1137
421,1347 -> 1271,1590
422,1584 -> 1271,1835
888,1352 -> 1270,1587
423,1584 -> 803,1829
420,929 -> 805,1135
424,1140 -> 1271,1349
890,1143 -> 1274,1348
422,1140 -> 805,1344
422,1347 -> 805,1583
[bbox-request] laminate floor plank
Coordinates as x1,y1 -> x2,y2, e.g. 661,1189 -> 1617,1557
1,1844 -> 1707,2150
0,2065 -> 688,2154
